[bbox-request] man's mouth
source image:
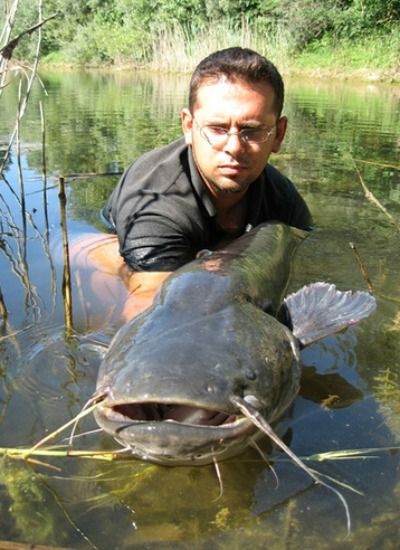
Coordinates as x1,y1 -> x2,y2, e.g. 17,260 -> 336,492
219,164 -> 247,175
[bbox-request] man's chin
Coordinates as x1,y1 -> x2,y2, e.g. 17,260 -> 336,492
213,178 -> 250,194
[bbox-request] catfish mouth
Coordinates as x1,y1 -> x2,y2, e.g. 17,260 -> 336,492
94,399 -> 256,464
111,402 -> 238,426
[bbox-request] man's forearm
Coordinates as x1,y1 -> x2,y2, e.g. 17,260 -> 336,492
120,269 -> 172,321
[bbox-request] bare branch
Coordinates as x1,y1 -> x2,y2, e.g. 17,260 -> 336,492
0,0 -> 19,47
0,13 -> 57,60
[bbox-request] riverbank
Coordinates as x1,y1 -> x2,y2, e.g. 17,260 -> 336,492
39,59 -> 400,84
7,0 -> 400,85
40,30 -> 400,84
287,67 -> 400,83
290,31 -> 400,83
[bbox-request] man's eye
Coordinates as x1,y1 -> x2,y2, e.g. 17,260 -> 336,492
242,128 -> 261,137
208,126 -> 227,135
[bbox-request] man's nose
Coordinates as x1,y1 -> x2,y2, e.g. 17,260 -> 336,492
223,132 -> 244,155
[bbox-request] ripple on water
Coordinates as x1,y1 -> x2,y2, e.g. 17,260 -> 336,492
10,325 -> 108,407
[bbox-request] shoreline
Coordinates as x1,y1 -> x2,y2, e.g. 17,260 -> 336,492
286,66 -> 400,84
38,61 -> 400,84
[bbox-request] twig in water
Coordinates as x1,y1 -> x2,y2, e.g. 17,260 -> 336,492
1,181 -> 42,321
39,100 -> 49,237
0,446 -> 129,462
16,79 -> 27,256
351,155 -> 400,232
353,158 -> 400,171
299,446 -> 400,462
58,176 -> 73,335
39,99 -> 57,314
349,242 -> 374,293
23,394 -> 106,459
0,284 -> 8,320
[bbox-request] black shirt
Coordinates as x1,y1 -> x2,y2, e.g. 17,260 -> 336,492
103,138 -> 312,271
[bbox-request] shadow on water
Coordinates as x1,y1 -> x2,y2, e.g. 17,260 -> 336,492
0,71 -> 400,548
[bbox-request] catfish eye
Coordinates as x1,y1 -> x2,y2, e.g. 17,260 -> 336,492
245,368 -> 257,381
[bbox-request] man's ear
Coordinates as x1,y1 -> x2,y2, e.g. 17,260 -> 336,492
181,108 -> 193,145
271,116 -> 287,153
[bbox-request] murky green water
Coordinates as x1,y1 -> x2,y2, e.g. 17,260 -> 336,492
0,70 -> 399,549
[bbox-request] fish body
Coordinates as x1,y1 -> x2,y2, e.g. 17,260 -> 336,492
94,223 -> 376,465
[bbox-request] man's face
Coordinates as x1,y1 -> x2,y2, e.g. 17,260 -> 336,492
181,77 -> 287,200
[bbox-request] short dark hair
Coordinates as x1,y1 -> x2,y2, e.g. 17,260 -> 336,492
189,47 -> 284,117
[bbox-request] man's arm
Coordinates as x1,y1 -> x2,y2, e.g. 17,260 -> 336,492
76,234 -> 172,322
119,268 -> 172,320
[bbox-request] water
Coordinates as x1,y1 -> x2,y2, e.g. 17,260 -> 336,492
0,70 -> 399,549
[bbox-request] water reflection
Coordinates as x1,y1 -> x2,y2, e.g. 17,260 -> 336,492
0,70 -> 399,548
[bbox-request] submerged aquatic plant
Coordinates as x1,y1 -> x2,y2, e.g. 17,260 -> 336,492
0,457 -> 57,544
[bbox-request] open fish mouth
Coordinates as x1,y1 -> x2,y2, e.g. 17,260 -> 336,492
94,399 -> 256,464
109,402 -> 239,426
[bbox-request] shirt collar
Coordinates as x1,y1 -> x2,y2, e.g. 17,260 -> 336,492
186,143 -> 268,223
187,145 -> 216,217
245,170 -> 267,228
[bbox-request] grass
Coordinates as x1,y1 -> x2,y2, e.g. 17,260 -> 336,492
294,28 -> 400,75
41,50 -> 69,64
147,21 -> 294,73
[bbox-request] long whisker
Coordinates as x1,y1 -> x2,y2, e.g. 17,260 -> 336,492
231,396 -> 352,535
23,393 -> 106,458
212,452 -> 224,501
251,438 -> 280,489
63,427 -> 103,442
68,393 -> 107,445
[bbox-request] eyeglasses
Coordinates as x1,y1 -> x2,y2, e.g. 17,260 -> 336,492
194,119 -> 275,147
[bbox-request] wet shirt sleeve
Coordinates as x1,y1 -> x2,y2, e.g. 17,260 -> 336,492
102,146 -> 204,271
117,207 -> 197,272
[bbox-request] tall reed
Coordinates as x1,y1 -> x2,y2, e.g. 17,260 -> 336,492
148,19 -> 294,73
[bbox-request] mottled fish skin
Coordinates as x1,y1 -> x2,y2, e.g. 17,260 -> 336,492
93,222 -> 376,465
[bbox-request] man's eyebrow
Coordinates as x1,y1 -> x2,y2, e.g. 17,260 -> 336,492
201,118 -> 229,126
202,119 -> 265,128
240,121 -> 265,128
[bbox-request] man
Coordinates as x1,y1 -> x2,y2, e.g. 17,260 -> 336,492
74,47 -> 312,323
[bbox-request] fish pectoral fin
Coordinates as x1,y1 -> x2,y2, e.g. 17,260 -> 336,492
284,282 -> 376,346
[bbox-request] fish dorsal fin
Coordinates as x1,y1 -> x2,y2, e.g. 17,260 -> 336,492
284,282 -> 377,346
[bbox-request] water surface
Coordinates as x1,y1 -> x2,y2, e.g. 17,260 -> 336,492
0,70 -> 399,549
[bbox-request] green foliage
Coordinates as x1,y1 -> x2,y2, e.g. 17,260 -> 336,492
332,0 -> 399,38
296,25 -> 400,69
2,0 -> 400,69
